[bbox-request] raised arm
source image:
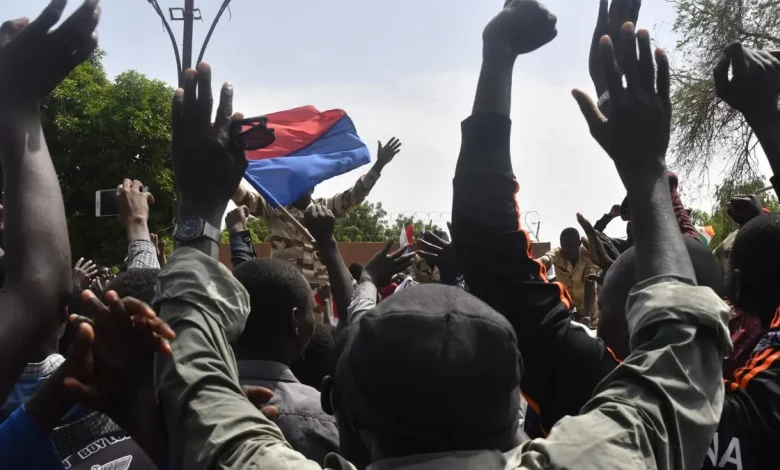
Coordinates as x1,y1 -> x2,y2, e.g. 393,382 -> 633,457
451,1 -> 615,435
713,44 -> 780,196
232,182 -> 270,219
304,204 -> 353,321
158,62 -> 321,470
118,178 -> 160,269
0,0 -> 99,403
545,23 -> 729,469
323,138 -> 401,217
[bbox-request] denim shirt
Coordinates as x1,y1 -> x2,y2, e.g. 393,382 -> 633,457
238,360 -> 339,464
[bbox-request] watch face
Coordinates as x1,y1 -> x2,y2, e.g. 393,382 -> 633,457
176,218 -> 205,242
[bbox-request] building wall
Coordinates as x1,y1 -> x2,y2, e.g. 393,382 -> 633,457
218,242 -> 552,269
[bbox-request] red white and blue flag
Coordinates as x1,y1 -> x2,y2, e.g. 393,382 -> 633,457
243,106 -> 371,207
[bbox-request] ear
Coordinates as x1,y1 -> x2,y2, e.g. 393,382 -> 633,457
321,375 -> 335,415
289,306 -> 300,337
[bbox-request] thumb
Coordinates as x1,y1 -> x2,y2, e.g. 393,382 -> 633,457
244,386 -> 274,407
571,89 -> 606,131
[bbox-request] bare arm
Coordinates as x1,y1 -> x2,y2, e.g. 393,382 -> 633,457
304,205 -> 353,318
0,0 -> 102,401
0,110 -> 72,402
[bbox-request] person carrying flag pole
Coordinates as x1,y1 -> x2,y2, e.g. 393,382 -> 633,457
232,106 -> 402,287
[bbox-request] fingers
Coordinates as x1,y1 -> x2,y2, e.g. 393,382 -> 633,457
380,239 -> 394,255
655,48 -> 670,102
620,23 -> 640,91
629,0 -> 641,23
595,0 -> 608,32
599,36 -> 624,103
577,213 -> 597,235
244,385 -> 274,405
728,42 -> 748,78
122,296 -> 175,342
0,18 -> 30,47
636,29 -> 654,93
571,89 -> 607,130
608,0 -> 621,27
418,251 -> 439,265
182,68 -> 198,127
395,252 -> 417,272
25,0 -> 67,37
171,89 -> 184,136
418,238 -> 444,254
214,82 -> 234,131
196,62 -> 214,129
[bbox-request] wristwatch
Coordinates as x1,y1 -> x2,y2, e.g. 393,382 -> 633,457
174,217 -> 221,244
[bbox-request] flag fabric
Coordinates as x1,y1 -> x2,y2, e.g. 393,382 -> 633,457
243,106 -> 371,208
400,225 -> 415,253
696,225 -> 716,247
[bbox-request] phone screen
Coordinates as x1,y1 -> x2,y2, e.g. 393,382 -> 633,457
95,189 -> 118,217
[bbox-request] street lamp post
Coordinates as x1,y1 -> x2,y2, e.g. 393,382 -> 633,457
146,0 -> 233,86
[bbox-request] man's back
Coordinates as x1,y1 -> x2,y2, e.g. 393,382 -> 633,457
238,360 -> 339,464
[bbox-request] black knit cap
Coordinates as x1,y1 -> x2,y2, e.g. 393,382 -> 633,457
335,284 -> 522,451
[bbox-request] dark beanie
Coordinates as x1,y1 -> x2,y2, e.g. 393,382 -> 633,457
335,284 -> 521,451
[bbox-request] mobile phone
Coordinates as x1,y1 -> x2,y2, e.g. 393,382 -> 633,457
95,186 -> 150,217
95,189 -> 118,217
231,116 -> 276,151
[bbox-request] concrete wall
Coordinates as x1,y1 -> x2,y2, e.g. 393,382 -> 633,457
218,242 -> 552,269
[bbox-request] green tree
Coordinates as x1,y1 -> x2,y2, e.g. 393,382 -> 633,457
689,177 -> 780,247
669,0 -> 780,185
41,51 -> 176,266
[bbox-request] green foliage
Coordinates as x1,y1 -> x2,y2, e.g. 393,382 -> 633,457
41,50 -> 176,266
670,0 -> 780,184
689,177 -> 780,247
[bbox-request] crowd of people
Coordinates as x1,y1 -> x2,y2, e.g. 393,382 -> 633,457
1,0 -> 780,468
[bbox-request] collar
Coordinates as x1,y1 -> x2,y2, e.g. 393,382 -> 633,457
21,354 -> 65,379
237,360 -> 299,384
368,450 -> 506,470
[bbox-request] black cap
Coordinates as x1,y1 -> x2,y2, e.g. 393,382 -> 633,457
335,284 -> 522,451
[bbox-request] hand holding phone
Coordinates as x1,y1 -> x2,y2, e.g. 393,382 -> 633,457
96,180 -> 153,219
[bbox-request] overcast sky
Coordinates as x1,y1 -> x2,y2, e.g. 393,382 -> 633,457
2,0 -> 773,242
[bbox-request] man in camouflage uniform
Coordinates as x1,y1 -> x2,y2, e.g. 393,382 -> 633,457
233,138 -> 402,287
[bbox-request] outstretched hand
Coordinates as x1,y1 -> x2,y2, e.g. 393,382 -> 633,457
0,0 -> 100,112
589,0 -> 641,97
483,0 -> 558,59
714,43 -> 780,123
376,138 -> 402,168
171,63 -> 247,210
573,23 -> 670,183
64,290 -> 174,417
73,257 -> 98,288
417,224 -> 457,284
364,240 -> 417,287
